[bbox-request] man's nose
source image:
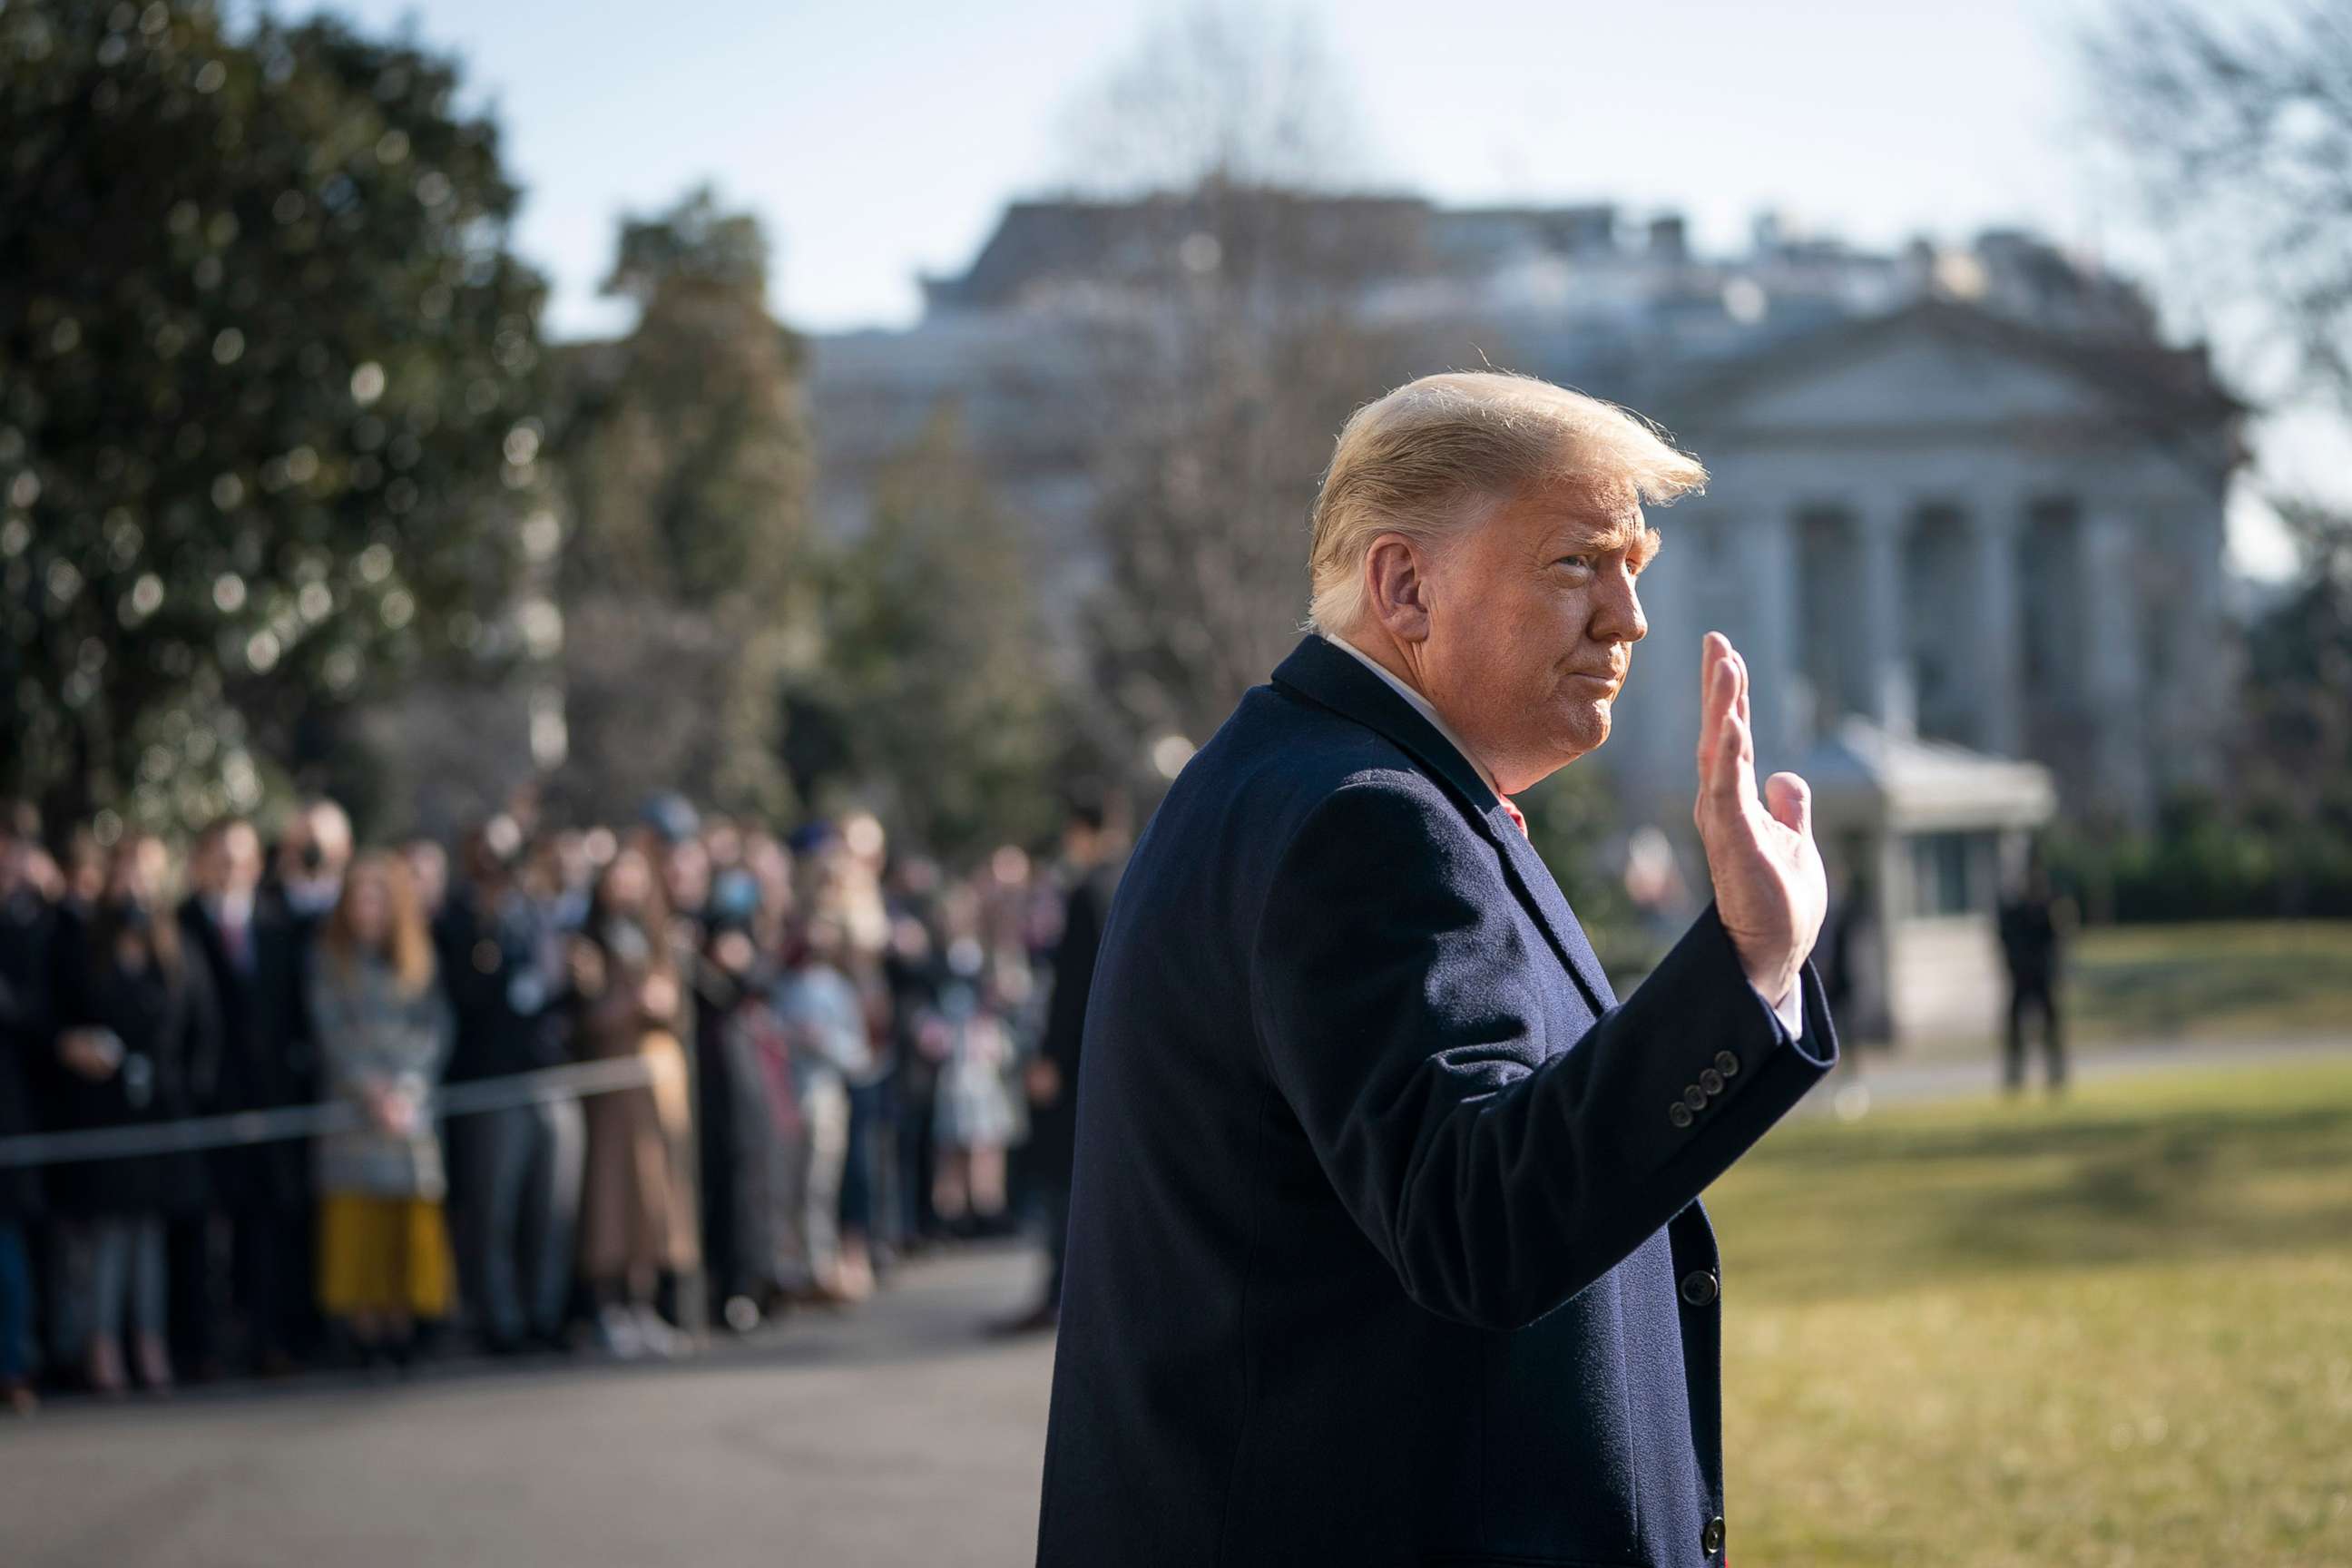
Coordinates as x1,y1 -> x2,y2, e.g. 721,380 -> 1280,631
1592,569 -> 1647,645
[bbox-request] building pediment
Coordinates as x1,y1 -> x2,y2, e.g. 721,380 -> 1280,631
1675,300 -> 2239,444
1711,331 -> 2108,431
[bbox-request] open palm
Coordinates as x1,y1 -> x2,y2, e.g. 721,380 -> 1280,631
1691,632 -> 1828,1006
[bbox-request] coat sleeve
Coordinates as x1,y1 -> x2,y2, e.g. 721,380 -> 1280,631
1250,779 -> 1837,1331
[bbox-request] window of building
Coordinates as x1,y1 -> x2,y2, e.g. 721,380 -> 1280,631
1907,829 -> 1986,916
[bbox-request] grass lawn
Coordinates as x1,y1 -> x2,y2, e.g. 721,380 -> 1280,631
1707,1057 -> 2352,1566
2069,921 -> 2352,1041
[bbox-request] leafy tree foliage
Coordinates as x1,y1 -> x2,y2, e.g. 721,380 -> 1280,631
550,187 -> 811,823
786,408 -> 1063,861
0,0 -> 546,831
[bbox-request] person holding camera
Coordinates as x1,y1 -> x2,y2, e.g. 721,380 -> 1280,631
439,817 -> 582,1356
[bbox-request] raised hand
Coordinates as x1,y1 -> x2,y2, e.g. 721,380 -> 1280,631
1692,632 -> 1828,1007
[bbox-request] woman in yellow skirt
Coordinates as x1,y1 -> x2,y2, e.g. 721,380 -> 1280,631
308,851 -> 456,1365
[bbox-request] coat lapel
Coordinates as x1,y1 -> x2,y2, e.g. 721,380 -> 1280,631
1491,822 -> 1618,1012
1269,634 -> 1617,1016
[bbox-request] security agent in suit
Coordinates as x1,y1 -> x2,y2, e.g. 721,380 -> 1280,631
999,785 -> 1125,1334
1037,374 -> 1837,1568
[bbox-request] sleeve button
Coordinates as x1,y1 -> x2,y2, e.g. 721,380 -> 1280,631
1680,1269 -> 1720,1307
1714,1049 -> 1740,1078
1681,1083 -> 1708,1112
1668,1101 -> 1694,1129
1699,1067 -> 1724,1095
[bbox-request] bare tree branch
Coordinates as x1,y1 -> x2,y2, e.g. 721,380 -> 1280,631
2087,1 -> 2352,414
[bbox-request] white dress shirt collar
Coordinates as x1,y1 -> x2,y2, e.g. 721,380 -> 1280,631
1323,632 -> 1501,799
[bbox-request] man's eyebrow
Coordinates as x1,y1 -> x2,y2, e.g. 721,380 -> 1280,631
1552,516 -> 1651,554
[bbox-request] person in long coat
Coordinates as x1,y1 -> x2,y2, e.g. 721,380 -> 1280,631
178,816 -> 313,1374
999,789 -> 1122,1333
1037,374 -> 1837,1568
436,819 -> 583,1356
571,846 -> 697,1358
308,851 -> 456,1365
0,819 -> 54,1410
44,832 -> 220,1396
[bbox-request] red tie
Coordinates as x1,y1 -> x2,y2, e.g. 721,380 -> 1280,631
1497,796 -> 1528,838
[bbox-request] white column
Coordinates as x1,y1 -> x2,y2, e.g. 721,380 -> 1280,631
1858,505 -> 1913,736
2080,502 -> 2147,822
1972,507 -> 2024,756
1629,508 -> 1701,805
2173,499 -> 2230,793
1745,509 -> 1800,761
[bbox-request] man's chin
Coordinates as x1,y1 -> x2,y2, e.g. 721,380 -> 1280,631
1546,701 -> 1612,766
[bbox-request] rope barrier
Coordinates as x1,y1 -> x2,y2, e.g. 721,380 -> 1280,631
0,1054 -> 675,1170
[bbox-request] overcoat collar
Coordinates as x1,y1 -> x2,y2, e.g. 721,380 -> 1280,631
1269,634 -> 1617,1014
1271,634 -> 1498,817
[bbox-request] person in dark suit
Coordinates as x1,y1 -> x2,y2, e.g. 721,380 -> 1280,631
1036,372 -> 1838,1568
180,816 -> 315,1375
45,831 -> 221,1396
1996,851 -> 2067,1094
241,798 -> 351,1367
998,786 -> 1124,1335
0,812 -> 53,1411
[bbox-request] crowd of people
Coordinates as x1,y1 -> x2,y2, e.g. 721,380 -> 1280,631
0,785 -> 1122,1413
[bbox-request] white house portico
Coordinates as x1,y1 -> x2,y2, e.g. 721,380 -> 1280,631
1602,303 -> 2241,1040
1621,301 -> 2242,834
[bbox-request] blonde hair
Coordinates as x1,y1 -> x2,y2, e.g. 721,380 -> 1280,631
1305,371 -> 1707,634
320,850 -> 436,998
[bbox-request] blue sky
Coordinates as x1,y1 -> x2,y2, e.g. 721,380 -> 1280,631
315,0 -> 2319,574
328,0 -> 2124,335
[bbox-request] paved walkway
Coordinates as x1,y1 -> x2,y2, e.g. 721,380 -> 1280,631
1789,1030 -> 2352,1116
0,1244 -> 1059,1568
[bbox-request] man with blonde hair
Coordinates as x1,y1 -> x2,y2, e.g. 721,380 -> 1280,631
1038,371 -> 1836,1567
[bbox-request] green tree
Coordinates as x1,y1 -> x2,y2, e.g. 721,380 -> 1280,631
0,0 -> 546,831
787,409 -> 1063,860
551,187 -> 810,822
2235,500 -> 2352,914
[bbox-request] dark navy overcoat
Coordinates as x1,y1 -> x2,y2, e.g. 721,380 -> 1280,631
1036,634 -> 1838,1568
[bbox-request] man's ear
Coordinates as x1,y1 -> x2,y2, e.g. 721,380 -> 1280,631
1365,534 -> 1434,643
